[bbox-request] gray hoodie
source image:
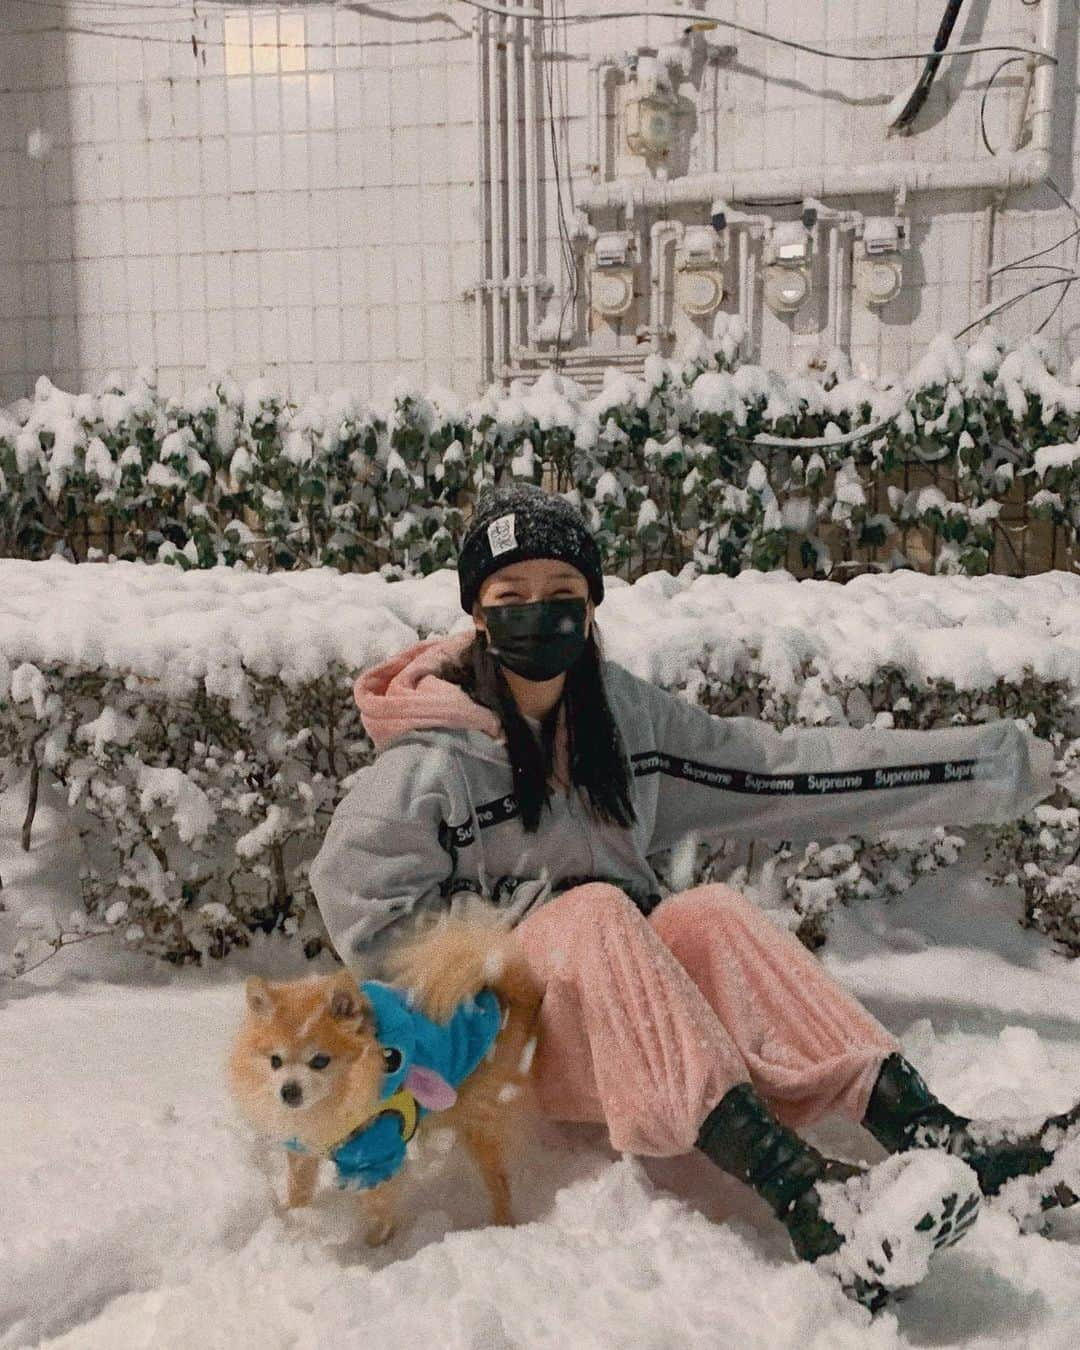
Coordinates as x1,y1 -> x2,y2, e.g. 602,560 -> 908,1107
309,633 -> 1055,974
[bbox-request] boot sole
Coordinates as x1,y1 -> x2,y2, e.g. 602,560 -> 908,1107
846,1188 -> 981,1312
813,1152 -> 982,1313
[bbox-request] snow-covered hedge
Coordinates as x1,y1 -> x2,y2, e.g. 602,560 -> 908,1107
3,324 -> 1080,581
2,562 -> 1079,971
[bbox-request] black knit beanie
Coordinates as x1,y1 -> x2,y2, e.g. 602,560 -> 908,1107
457,483 -> 605,614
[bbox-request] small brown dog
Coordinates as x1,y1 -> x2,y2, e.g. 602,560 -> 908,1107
229,903 -> 541,1245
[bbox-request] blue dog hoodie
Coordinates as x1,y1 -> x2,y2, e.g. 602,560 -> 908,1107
286,980 -> 503,1190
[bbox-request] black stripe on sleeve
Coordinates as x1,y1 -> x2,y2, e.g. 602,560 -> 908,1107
630,751 -> 979,797
442,794 -> 519,843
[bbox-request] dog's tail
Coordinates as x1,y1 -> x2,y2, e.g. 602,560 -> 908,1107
378,895 -> 542,1030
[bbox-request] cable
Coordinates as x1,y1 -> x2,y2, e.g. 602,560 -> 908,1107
1035,221 -> 1080,336
888,0 -> 965,135
990,226 -> 1080,276
952,274 -> 1080,338
7,3 -> 1059,64
12,0 -> 196,11
979,55 -> 1028,156
996,264 -> 1079,275
549,8 -> 1057,66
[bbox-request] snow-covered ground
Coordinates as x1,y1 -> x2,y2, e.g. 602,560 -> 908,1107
5,769 -> 1080,1349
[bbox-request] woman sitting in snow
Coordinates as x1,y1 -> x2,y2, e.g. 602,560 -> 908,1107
310,483 -> 1080,1312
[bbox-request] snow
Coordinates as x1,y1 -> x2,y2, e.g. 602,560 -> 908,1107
5,774 -> 1080,1348
4,562 -> 1080,710
5,561 -> 1080,1342
1034,442 -> 1080,478
816,1151 -> 979,1295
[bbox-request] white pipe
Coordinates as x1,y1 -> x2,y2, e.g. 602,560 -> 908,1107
523,9 -> 540,341
827,225 -> 840,349
649,219 -> 684,353
745,245 -> 758,357
488,14 -> 507,378
737,227 -> 749,333
507,5 -> 521,351
1025,0 -> 1057,163
584,0 -> 1060,214
474,14 -> 490,384
835,230 -> 852,352
584,145 -> 1054,213
588,55 -> 624,185
980,195 -> 1002,311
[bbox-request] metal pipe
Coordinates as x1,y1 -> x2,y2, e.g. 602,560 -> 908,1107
583,147 -> 1053,213
737,227 -> 749,333
827,224 -> 840,349
588,55 -> 624,184
473,14 -> 490,385
488,13 -> 507,378
507,4 -> 522,351
584,0 -> 1059,212
1025,0 -> 1057,165
980,194 -> 1003,311
745,244 -> 758,357
523,7 -> 540,341
836,229 -> 852,351
649,219 -> 684,353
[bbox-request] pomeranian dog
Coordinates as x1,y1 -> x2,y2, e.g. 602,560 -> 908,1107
229,901 -> 542,1246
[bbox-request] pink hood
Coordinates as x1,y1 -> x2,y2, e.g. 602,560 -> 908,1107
354,630 -> 570,784
354,631 -> 503,752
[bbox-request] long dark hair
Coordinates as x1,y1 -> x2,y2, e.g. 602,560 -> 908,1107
448,629 -> 637,834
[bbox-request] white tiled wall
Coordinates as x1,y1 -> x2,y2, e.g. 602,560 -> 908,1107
1,0 -> 1078,402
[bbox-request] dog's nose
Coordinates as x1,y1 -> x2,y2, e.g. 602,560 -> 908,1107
280,1080 -> 303,1107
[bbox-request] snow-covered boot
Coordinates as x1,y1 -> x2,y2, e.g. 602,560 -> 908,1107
696,1080 -> 982,1312
861,1052 -> 1080,1227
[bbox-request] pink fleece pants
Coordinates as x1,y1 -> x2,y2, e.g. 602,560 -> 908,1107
514,882 -> 902,1156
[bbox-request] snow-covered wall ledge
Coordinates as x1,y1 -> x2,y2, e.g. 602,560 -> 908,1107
2,561 -> 1080,970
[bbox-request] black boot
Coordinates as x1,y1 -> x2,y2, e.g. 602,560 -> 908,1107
862,1052 -> 1080,1223
696,1080 -> 981,1312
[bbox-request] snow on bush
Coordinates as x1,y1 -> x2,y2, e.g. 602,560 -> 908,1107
2,562 -> 1079,969
3,326 -> 1080,581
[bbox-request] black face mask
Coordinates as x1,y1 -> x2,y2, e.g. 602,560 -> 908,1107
481,597 -> 588,683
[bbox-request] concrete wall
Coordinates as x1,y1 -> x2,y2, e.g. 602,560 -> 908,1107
1,0 -> 1077,403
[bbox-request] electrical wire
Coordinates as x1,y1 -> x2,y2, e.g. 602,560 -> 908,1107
11,0 -> 196,11
549,8 -> 1057,66
979,55 -> 1028,156
4,2 -> 1059,64
1035,217 -> 1080,336
990,226 -> 1080,276
1027,180 -> 1080,333
952,274 -> 1080,339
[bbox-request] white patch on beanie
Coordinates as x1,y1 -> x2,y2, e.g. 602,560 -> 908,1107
487,513 -> 517,558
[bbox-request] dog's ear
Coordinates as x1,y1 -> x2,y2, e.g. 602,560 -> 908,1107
245,976 -> 274,1017
327,970 -> 368,1024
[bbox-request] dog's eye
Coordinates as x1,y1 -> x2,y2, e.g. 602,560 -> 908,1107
269,1054 -> 283,1070
382,1047 -> 403,1073
308,1053 -> 330,1070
